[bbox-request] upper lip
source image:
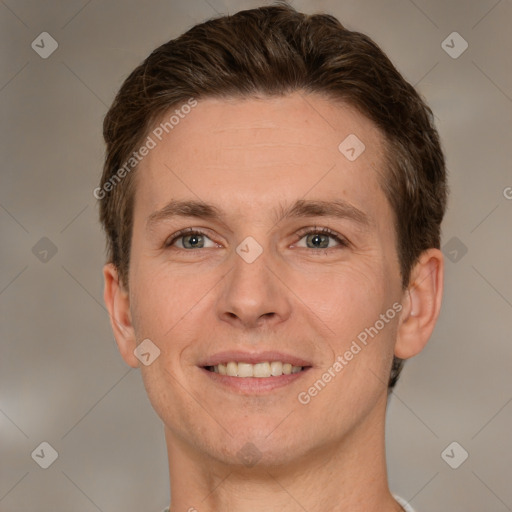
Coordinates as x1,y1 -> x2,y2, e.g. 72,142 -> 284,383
198,350 -> 312,367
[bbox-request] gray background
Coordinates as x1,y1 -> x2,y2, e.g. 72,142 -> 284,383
1,0 -> 511,511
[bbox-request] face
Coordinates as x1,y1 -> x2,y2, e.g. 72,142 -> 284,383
120,92 -> 407,466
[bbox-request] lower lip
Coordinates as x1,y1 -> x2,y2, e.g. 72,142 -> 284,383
199,367 -> 311,393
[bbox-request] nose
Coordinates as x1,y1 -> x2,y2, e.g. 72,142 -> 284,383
215,241 -> 292,330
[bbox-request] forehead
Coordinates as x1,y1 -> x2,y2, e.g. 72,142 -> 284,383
133,92 -> 390,225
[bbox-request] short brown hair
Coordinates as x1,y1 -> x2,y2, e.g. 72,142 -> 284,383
98,2 -> 447,390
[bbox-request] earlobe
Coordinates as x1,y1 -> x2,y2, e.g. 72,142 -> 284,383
103,263 -> 140,368
394,248 -> 444,359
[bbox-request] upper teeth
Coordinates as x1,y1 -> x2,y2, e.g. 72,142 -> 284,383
210,361 -> 303,378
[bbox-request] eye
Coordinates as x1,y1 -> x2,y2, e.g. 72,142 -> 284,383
164,227 -> 349,252
294,227 -> 349,251
165,228 -> 217,249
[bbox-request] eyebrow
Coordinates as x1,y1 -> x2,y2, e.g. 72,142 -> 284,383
146,198 -> 373,232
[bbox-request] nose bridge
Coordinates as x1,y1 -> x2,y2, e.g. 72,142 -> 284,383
216,234 -> 290,326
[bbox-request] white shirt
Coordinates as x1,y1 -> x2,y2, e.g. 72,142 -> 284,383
393,494 -> 416,511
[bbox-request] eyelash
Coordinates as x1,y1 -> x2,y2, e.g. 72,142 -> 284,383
164,226 -> 349,252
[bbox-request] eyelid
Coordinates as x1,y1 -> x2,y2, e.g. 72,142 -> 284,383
164,227 -> 218,248
293,226 -> 350,248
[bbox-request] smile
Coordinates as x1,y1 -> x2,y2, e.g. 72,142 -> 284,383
205,361 -> 304,378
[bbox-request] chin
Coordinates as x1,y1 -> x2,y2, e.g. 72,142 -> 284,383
216,439 -> 306,469
203,422 -> 314,469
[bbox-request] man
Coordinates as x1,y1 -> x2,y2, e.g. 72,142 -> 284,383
97,3 -> 446,511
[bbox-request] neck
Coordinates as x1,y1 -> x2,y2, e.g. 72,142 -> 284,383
165,394 -> 401,512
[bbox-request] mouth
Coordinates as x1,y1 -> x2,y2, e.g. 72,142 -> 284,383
198,351 -> 313,393
204,361 -> 308,378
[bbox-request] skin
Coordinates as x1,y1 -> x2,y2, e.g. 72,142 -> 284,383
103,92 -> 444,512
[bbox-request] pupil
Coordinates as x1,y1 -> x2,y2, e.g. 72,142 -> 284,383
186,235 -> 202,248
309,233 -> 327,248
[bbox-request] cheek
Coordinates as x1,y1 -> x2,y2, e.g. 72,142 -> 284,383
296,260 -> 398,387
128,260 -> 219,376
301,260 -> 389,338
129,255 -> 192,339
130,270 -> 195,421
305,276 -> 398,419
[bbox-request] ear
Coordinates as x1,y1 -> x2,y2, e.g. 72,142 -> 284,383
395,248 -> 444,359
103,263 -> 139,368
